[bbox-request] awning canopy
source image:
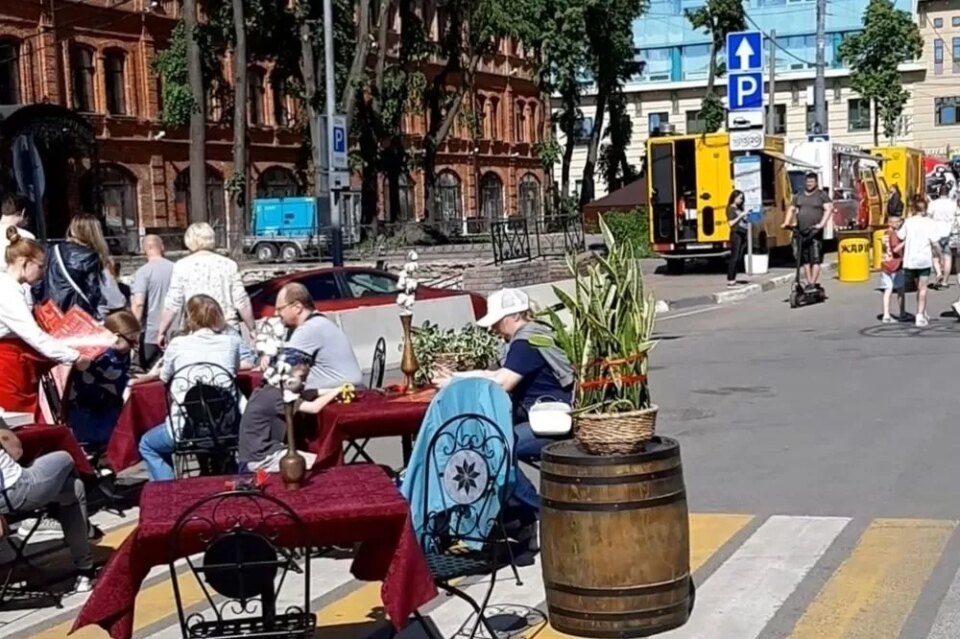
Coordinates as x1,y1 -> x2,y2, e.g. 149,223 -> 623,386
763,150 -> 820,170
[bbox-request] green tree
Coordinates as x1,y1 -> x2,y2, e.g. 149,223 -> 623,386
420,0 -> 515,222
839,0 -> 922,145
578,0 -> 647,209
513,0 -> 588,211
684,0 -> 744,133
597,91 -> 638,192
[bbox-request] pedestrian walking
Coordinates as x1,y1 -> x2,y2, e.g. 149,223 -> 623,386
130,235 -> 174,370
898,198 -> 941,327
928,184 -> 957,289
879,210 -> 905,323
726,190 -> 749,288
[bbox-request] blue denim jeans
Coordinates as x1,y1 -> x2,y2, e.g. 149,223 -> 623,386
510,423 -> 562,516
139,424 -> 176,481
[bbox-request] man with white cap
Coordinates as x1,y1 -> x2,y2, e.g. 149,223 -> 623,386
436,288 -> 575,535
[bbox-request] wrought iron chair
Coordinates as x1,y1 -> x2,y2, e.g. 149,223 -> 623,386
167,490 -> 314,638
411,413 -> 521,639
0,489 -> 62,608
165,363 -> 242,479
344,337 -> 387,465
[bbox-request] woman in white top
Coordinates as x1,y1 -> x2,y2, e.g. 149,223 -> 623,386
155,223 -> 255,348
137,294 -> 252,480
0,227 -> 90,417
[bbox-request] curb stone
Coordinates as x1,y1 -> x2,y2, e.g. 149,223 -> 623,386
656,261 -> 840,313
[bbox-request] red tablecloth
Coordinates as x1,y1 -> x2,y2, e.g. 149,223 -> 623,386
17,424 -> 95,476
308,389 -> 434,468
72,465 -> 436,639
105,371 -> 262,472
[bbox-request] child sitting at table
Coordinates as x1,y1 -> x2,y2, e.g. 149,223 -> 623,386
67,310 -> 140,448
0,428 -> 96,592
238,349 -> 337,472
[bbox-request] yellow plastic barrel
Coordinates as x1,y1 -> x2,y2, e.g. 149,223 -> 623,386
838,236 -> 871,282
872,229 -> 886,270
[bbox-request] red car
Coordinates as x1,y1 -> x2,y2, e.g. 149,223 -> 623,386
246,266 -> 487,319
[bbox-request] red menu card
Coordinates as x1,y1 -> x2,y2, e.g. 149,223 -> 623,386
34,301 -> 115,360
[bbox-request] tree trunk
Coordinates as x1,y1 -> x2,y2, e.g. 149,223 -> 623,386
873,99 -> 880,146
422,55 -> 479,222
183,0 -> 207,225
559,86 -> 577,200
541,88 -> 556,217
230,0 -> 248,252
579,91 -> 608,209
300,20 -> 324,201
705,39 -> 717,96
342,0 -> 372,130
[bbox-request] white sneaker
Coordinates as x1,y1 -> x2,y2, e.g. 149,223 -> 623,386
17,517 -> 63,542
916,315 -> 929,327
881,315 -> 896,324
73,575 -> 94,594
952,301 -> 960,318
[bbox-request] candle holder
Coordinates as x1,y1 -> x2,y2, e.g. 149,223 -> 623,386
399,314 -> 419,394
279,403 -> 305,490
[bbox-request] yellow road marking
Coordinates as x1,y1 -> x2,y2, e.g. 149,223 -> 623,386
789,518 -> 956,639
35,523 -> 206,639
516,513 -> 754,639
313,582 -> 389,639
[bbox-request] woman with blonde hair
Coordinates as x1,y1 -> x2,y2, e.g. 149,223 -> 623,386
0,227 -> 90,416
33,213 -> 126,319
137,294 -> 251,480
155,222 -> 255,349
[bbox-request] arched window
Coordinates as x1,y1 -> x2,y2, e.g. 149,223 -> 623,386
480,172 -> 503,220
104,49 -> 126,115
258,166 -> 300,198
81,165 -> 138,237
398,174 -> 415,221
515,101 -> 526,142
0,38 -> 20,105
248,69 -> 266,126
435,170 -> 462,221
99,165 -> 138,236
174,167 -> 227,242
489,97 -> 500,139
519,173 -> 541,219
271,75 -> 288,127
70,45 -> 96,112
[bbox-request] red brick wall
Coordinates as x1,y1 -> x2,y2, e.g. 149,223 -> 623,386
0,1 -> 548,239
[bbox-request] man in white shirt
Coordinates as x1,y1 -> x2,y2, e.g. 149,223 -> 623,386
897,199 -> 941,327
927,185 -> 958,289
0,194 -> 34,271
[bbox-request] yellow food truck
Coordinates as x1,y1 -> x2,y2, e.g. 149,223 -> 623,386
871,146 -> 924,213
646,131 -> 816,272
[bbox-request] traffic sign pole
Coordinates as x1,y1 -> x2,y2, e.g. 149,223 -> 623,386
323,0 -> 343,267
726,31 -> 766,276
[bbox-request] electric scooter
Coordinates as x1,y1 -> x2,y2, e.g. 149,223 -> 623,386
788,226 -> 828,309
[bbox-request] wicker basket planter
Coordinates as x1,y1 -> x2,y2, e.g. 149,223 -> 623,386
575,405 -> 658,456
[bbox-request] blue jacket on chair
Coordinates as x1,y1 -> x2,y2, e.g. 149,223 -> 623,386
401,378 -> 516,551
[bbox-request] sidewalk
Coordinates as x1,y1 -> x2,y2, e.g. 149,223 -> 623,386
522,256 -> 840,315
642,257 -> 840,311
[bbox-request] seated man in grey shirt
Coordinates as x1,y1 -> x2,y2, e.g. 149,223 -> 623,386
276,282 -> 364,390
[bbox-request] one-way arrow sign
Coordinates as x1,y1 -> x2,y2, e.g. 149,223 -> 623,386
726,31 -> 763,73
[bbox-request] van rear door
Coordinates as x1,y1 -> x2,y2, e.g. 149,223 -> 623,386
648,140 -> 678,247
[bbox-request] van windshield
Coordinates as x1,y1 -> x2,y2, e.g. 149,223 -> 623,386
788,170 -> 806,196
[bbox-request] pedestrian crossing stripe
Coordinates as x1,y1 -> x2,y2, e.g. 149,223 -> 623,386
789,519 -> 955,639
9,513 -> 960,639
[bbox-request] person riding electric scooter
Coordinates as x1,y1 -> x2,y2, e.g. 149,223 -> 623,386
782,172 -> 832,291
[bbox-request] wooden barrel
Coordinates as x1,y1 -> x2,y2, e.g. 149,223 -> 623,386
540,437 -> 692,637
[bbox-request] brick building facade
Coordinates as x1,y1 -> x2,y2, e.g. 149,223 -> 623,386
0,0 -> 545,247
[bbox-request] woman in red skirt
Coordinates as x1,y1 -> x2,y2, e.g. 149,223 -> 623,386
0,227 -> 89,418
